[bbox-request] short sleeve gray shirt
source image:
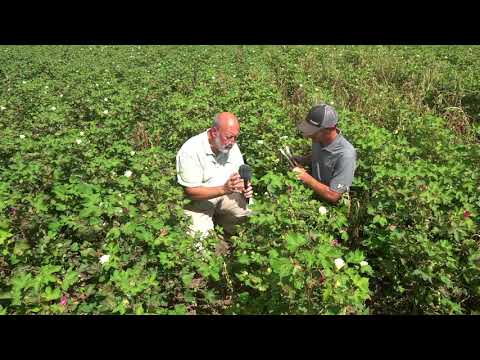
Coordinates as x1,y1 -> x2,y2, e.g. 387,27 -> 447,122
311,132 -> 356,193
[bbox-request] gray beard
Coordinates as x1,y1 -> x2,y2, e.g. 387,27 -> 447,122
215,137 -> 231,154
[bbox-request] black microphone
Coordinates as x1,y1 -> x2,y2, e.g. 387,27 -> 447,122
238,164 -> 252,204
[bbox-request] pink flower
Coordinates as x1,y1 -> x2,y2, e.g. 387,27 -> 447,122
331,239 -> 340,246
463,211 -> 471,219
60,295 -> 68,306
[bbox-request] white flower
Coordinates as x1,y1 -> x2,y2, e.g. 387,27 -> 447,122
51,106 -> 56,111
257,140 -> 264,145
330,101 -> 335,105
59,94 -> 63,98
299,84 -> 303,88
360,261 -> 368,267
75,139 -> 82,145
99,254 -> 110,264
130,151 -> 136,156
334,258 -> 345,270
0,106 -> 5,111
318,206 -> 328,216
212,76 -> 215,80
22,80 -> 27,84
95,83 -> 99,87
45,86 -> 49,89
104,98 -> 108,102
315,88 -> 319,91
124,170 -> 132,178
107,81 -> 110,85
194,242 -> 205,253
19,134 -> 26,139
103,110 -> 109,114
80,131 -> 84,136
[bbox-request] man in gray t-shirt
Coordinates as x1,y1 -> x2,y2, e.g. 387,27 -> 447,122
293,104 -> 356,204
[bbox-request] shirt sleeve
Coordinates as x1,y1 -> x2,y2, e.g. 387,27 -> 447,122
176,149 -> 203,187
329,153 -> 356,193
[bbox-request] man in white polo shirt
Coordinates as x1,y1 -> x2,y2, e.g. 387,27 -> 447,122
176,112 -> 253,239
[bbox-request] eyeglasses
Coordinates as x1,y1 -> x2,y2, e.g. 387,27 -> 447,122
220,132 -> 238,144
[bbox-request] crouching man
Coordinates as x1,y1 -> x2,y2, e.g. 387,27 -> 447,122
176,112 -> 253,239
293,104 -> 357,203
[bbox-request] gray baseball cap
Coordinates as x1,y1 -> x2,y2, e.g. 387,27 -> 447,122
297,104 -> 338,136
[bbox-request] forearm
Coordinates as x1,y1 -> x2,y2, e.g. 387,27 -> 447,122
185,185 -> 228,201
302,174 -> 342,204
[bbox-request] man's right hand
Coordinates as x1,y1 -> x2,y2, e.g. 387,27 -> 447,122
223,173 -> 244,194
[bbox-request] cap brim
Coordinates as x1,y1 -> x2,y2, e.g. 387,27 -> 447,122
297,120 -> 320,136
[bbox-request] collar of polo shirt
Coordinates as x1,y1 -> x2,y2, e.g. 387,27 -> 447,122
203,130 -> 216,156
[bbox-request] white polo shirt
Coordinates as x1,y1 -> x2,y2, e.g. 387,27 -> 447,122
176,130 -> 244,188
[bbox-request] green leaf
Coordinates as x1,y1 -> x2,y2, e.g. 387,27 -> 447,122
43,286 -> 62,301
181,273 -> 194,287
121,222 -> 137,235
0,228 -> 13,245
107,227 -> 121,239
140,174 -> 151,186
135,304 -> 145,315
149,219 -> 164,231
173,304 -> 187,315
270,257 -> 293,279
285,232 -> 308,252
39,265 -> 62,284
61,270 -> 79,291
31,194 -> 49,213
372,215 -> 388,227
238,254 -> 250,265
346,250 -> 364,264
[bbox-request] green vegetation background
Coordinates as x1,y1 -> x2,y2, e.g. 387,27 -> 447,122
0,45 -> 478,315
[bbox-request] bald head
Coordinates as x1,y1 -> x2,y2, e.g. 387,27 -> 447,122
213,112 -> 240,132
209,112 -> 240,155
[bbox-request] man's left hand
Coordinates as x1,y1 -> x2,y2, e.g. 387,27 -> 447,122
243,182 -> 253,199
293,166 -> 310,183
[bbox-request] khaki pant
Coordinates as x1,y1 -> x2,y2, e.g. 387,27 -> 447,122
184,193 -> 252,238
